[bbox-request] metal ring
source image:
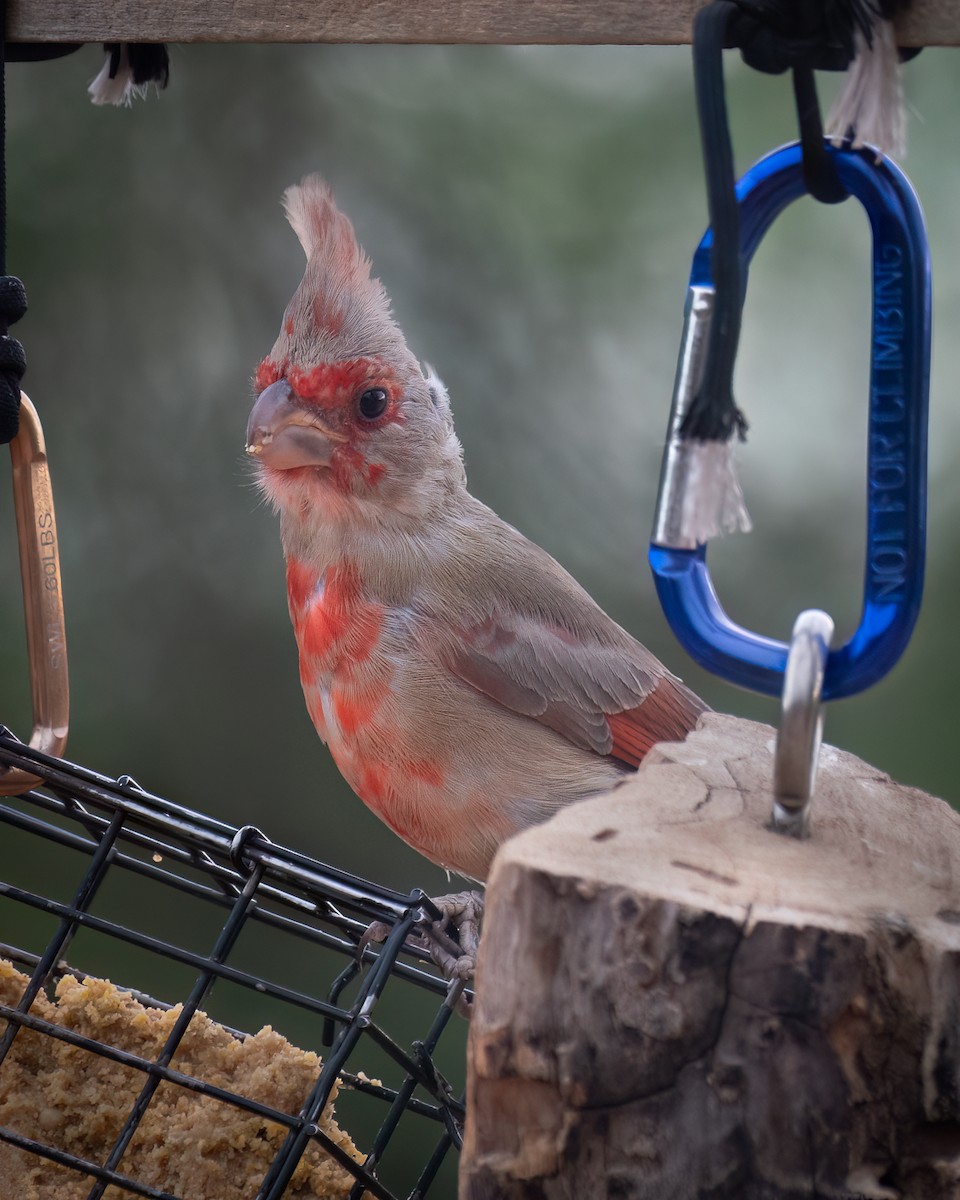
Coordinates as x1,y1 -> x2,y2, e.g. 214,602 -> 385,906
772,609 -> 834,838
229,824 -> 269,874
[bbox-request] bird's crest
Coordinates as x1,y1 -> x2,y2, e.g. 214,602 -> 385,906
283,176 -> 372,297
271,175 -> 412,370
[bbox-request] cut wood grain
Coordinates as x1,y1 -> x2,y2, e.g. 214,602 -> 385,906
6,0 -> 958,46
461,713 -> 960,1199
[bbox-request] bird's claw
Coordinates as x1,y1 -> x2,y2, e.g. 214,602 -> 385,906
358,890 -> 484,1009
415,889 -> 484,982
356,918 -> 393,962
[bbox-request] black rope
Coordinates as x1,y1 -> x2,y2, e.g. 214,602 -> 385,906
0,0 -> 26,445
681,0 -> 915,445
0,36 -> 168,443
5,44 -> 82,63
726,0 -> 874,74
792,63 -> 848,204
682,0 -> 748,444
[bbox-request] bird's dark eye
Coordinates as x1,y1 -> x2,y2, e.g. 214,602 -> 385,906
357,388 -> 389,421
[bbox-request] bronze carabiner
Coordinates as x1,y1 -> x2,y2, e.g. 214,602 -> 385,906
0,393 -> 68,794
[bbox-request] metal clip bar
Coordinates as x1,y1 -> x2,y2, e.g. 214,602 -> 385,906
651,286 -> 716,550
0,393 -> 68,794
650,140 -> 930,701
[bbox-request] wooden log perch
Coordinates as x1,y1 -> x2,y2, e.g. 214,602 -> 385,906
461,713 -> 960,1199
5,0 -> 958,45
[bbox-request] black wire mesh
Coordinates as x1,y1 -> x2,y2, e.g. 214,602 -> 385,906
0,727 -> 468,1200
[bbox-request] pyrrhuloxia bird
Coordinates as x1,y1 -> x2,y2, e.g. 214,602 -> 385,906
247,176 -> 707,887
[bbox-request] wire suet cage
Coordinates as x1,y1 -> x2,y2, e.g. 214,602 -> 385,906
0,729 -> 468,1200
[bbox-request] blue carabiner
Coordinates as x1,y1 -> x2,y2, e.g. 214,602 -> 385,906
649,141 -> 930,701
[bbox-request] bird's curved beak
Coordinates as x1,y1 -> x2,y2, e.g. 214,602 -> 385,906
246,379 -> 346,470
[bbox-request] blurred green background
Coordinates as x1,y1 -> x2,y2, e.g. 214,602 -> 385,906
0,40 -> 958,1191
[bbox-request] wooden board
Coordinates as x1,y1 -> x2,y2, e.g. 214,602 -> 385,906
7,0 -> 958,46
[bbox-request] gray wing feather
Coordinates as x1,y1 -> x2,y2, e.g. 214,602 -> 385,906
447,612 -> 661,757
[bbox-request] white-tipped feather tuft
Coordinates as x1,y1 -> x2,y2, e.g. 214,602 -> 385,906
88,46 -> 153,107
826,20 -> 906,159
679,441 -> 752,545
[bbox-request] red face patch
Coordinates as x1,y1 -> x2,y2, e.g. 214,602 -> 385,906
254,357 -> 287,393
254,356 -> 398,494
330,444 -> 389,492
288,359 -> 384,409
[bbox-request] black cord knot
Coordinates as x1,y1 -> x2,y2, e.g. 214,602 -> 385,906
728,0 -> 917,74
0,274 -> 26,326
0,343 -> 22,444
727,0 -> 869,73
0,333 -> 25,378
0,275 -> 25,442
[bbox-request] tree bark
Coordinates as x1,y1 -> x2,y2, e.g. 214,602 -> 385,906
461,714 -> 960,1199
